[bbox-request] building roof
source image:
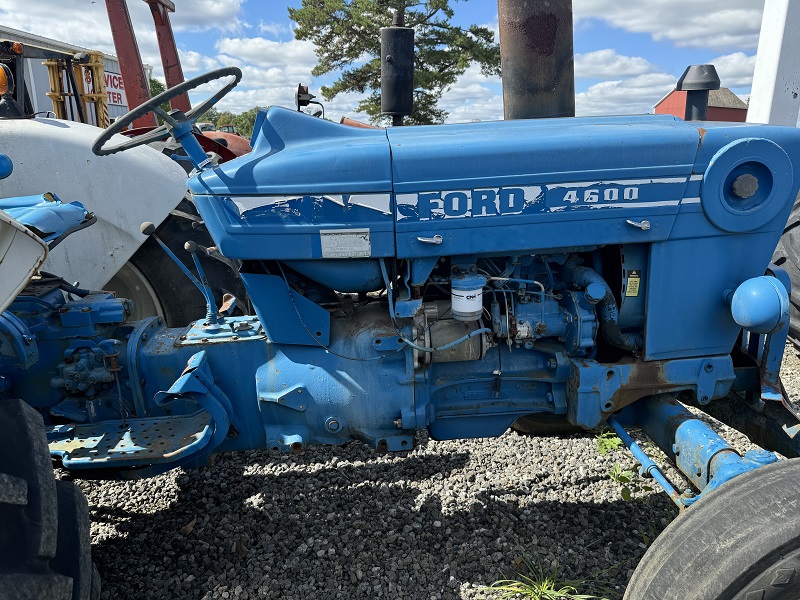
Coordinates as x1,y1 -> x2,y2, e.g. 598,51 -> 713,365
708,88 -> 748,109
0,24 -> 114,60
653,87 -> 748,111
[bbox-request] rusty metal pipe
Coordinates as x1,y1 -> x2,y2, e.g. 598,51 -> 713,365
498,0 -> 575,119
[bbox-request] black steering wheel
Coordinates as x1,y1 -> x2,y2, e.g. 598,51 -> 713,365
92,66 -> 242,156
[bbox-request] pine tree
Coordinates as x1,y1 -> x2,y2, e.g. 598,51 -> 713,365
289,0 -> 499,124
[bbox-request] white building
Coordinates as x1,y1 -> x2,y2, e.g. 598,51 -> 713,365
0,24 -> 151,123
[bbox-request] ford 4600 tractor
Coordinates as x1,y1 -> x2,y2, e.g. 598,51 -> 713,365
2,67 -> 800,599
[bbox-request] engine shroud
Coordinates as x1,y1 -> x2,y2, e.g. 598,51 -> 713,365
3,107 -> 800,471
191,108 -> 800,361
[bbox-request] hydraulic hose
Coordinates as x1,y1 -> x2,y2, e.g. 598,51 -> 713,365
570,266 -> 642,354
39,272 -> 105,297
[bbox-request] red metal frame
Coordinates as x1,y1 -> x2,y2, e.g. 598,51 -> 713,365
104,0 -> 191,127
104,0 -> 156,127
104,0 -> 251,158
145,0 -> 190,113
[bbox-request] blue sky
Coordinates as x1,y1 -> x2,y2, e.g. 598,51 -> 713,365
0,0 -> 765,123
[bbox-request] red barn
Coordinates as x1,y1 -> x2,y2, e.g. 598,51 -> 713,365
654,88 -> 748,122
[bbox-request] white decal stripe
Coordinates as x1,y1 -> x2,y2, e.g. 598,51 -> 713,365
349,193 -> 393,214
681,197 -> 702,204
689,174 -> 704,181
581,200 -> 680,210
545,177 -> 687,190
230,193 -> 392,216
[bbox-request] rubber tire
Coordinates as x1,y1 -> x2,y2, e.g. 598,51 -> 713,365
0,400 -> 98,600
625,458 -> 800,599
52,481 -> 97,600
772,197 -> 800,347
123,198 -> 248,327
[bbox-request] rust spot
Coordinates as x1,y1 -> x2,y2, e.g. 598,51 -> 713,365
697,127 -> 707,151
604,360 -> 676,413
341,117 -> 381,129
218,293 -> 236,315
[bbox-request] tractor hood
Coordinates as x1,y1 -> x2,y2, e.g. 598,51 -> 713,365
189,107 -> 392,197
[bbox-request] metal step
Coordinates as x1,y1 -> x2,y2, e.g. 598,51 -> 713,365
48,410 -> 213,469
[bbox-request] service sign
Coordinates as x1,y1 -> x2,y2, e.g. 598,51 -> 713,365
103,72 -> 127,107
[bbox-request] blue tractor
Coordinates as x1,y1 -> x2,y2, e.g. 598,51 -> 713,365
3,67 -> 800,599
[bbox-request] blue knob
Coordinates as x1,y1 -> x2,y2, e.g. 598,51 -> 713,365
730,276 -> 789,334
0,154 -> 12,180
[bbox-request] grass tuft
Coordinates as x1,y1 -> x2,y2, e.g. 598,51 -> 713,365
487,554 -> 611,600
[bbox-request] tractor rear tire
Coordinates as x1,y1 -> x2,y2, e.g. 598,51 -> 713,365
109,198 -> 248,327
772,198 -> 800,347
625,458 -> 800,599
0,400 -> 99,600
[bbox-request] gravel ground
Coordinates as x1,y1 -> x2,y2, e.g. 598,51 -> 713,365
70,345 -> 800,600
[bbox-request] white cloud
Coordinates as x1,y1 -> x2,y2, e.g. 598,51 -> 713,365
215,37 -> 318,71
173,36 -> 367,121
440,64 -> 502,123
710,52 -> 756,88
441,57 -> 672,122
575,49 -> 656,79
575,73 -> 677,116
0,0 -> 762,124
258,21 -> 292,39
157,0 -> 244,33
0,0 -> 246,81
0,1 -> 118,55
574,0 -> 764,50
179,50 -> 221,76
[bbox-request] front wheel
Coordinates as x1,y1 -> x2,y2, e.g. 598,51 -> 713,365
625,458 -> 800,599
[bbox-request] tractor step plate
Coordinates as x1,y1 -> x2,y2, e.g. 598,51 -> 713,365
47,410 -> 213,469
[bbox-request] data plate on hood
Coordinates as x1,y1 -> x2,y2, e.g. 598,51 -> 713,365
320,228 -> 371,258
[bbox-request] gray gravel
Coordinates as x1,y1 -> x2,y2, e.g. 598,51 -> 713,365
69,345 -> 800,599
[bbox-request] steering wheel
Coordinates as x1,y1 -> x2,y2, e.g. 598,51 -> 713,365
92,66 -> 242,157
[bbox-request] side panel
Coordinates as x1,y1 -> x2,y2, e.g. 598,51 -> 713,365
190,107 -> 395,261
388,115 -> 698,257
644,125 -> 800,359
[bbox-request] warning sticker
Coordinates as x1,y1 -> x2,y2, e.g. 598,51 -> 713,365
625,269 -> 641,297
320,228 -> 371,258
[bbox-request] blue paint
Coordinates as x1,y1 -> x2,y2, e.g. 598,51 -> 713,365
0,194 -> 88,243
729,276 -> 789,334
625,395 -> 780,507
701,138 -> 793,233
1,103 -> 799,503
0,153 -> 12,179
